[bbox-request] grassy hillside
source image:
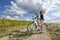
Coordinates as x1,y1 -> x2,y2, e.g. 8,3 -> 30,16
0,19 -> 60,40
0,19 -> 31,27
0,19 -> 31,37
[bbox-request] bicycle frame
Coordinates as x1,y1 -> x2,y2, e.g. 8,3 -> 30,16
32,19 -> 41,30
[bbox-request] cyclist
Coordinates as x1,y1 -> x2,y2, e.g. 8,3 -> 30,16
34,13 -> 41,31
40,10 -> 45,32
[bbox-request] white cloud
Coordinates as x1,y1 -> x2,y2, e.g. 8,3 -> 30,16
25,18 -> 32,21
3,0 -> 60,23
45,0 -> 60,14
5,16 -> 15,20
4,0 -> 55,16
14,0 -> 58,14
52,12 -> 60,17
15,0 -> 43,13
4,1 -> 26,15
0,15 -> 19,20
4,0 -> 60,14
45,20 -> 60,23
44,14 -> 51,20
12,16 -> 19,19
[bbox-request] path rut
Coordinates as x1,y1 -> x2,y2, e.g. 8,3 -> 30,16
0,29 -> 52,40
25,32 -> 52,40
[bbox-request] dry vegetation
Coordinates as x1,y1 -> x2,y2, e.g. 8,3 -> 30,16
0,19 -> 60,40
47,23 -> 60,40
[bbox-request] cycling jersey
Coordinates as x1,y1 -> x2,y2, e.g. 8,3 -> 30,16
40,15 -> 44,21
35,16 -> 40,20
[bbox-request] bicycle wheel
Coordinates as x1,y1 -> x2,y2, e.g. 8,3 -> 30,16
43,24 -> 47,32
27,23 -> 34,34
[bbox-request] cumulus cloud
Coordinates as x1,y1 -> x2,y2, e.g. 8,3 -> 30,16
3,0 -> 60,22
44,14 -> 51,20
46,0 -> 60,14
4,0 -> 54,16
52,12 -> 60,17
15,0 -> 43,13
25,17 -> 32,21
43,0 -> 60,23
0,15 -> 19,20
4,1 -> 27,16
3,0 -> 44,20
4,0 -> 60,14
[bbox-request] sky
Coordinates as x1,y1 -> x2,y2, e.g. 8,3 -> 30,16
0,0 -> 60,23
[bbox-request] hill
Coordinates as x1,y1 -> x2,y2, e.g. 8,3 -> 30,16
0,19 -> 31,37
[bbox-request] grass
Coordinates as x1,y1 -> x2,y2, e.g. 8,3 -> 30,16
1,19 -> 60,40
0,19 -> 31,27
0,19 -> 31,37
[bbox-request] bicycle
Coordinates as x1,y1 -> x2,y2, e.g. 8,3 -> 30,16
27,18 -> 47,35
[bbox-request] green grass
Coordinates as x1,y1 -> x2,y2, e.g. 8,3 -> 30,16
0,19 -> 31,27
0,19 -> 31,37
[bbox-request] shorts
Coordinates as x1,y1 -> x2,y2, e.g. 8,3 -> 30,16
40,19 -> 44,21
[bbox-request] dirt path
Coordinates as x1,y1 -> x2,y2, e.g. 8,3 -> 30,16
0,29 -> 52,40
0,36 -> 9,40
25,32 -> 52,40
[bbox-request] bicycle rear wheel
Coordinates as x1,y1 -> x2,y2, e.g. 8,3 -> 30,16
44,24 -> 47,32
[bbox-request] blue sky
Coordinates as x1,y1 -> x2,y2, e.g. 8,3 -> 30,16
0,0 -> 60,23
0,0 -> 12,11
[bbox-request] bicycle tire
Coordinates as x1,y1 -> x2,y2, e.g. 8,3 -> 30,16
43,24 -> 47,32
27,23 -> 34,34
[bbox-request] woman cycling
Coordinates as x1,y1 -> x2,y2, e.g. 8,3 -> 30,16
40,10 -> 45,32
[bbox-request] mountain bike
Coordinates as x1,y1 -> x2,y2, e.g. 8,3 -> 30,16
27,18 -> 47,35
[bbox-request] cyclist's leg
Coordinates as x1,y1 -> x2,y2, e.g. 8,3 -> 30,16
41,20 -> 44,32
37,20 -> 41,31
37,20 -> 41,26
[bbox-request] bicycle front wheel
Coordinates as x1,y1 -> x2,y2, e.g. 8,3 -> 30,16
27,23 -> 34,33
